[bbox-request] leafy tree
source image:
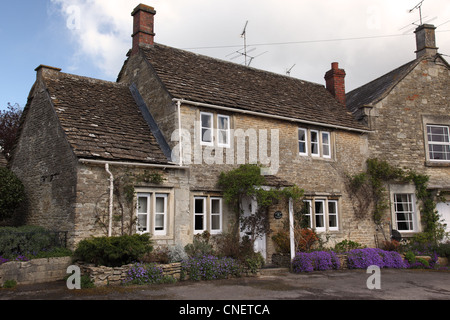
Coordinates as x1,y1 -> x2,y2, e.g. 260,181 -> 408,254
0,167 -> 25,221
0,103 -> 23,160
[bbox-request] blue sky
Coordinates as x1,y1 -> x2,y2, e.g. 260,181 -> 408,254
1,0 -> 450,112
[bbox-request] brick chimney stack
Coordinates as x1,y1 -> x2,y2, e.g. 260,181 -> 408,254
415,24 -> 438,59
325,62 -> 346,105
131,4 -> 156,55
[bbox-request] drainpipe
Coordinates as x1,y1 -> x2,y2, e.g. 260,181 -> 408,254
177,100 -> 183,166
105,163 -> 114,237
289,197 -> 295,262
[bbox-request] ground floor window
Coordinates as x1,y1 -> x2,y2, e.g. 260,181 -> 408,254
136,192 -> 169,236
393,193 -> 416,232
194,196 -> 223,235
303,198 -> 339,232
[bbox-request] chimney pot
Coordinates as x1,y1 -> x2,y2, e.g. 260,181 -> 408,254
325,62 -> 346,106
131,4 -> 156,55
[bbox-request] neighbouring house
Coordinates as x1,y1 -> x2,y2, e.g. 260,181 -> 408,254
346,24 -> 450,240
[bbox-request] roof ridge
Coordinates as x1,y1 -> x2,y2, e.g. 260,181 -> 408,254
43,69 -> 128,88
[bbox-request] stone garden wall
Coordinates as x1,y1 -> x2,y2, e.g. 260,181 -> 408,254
0,257 -> 72,286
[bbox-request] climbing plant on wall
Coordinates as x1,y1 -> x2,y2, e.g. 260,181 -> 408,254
347,158 -> 445,243
218,164 -> 304,248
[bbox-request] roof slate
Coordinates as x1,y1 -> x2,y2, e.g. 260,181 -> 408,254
43,72 -> 169,164
139,44 -> 368,131
346,59 -> 420,118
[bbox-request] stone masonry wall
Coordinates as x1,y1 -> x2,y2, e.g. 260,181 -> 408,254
73,163 -> 190,249
367,57 -> 450,234
10,79 -> 78,234
0,257 -> 72,286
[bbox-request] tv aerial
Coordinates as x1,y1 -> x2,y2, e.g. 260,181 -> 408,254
286,64 -> 296,76
409,0 -> 425,26
227,21 -> 268,67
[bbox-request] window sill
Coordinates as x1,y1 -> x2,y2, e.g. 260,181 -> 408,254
425,161 -> 450,167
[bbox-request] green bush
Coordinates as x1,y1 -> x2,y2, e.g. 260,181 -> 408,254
0,167 -> 25,221
74,234 -> 153,267
333,239 -> 365,253
0,226 -> 60,258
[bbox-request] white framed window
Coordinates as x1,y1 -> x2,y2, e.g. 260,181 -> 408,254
427,125 -> 450,161
200,112 -> 214,146
322,131 -> 331,158
298,128 -> 308,156
217,115 -> 230,147
394,194 -> 416,232
298,128 -> 332,159
194,196 -> 223,234
314,199 -> 326,232
137,193 -> 151,234
154,194 -> 167,236
328,200 -> 338,231
210,197 -> 223,234
302,200 -> 313,228
302,198 -> 339,232
137,192 -> 169,236
194,197 -> 206,234
310,130 -> 320,157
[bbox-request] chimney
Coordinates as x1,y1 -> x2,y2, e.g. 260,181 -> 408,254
415,24 -> 438,59
131,4 -> 156,55
325,62 -> 346,105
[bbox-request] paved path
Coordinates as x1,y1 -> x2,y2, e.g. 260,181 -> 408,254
1,268 -> 449,301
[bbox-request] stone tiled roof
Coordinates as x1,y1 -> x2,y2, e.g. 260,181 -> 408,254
43,72 -> 169,164
346,59 -> 420,119
137,43 -> 368,131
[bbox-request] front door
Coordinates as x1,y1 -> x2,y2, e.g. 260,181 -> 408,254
240,196 -> 267,260
436,201 -> 450,241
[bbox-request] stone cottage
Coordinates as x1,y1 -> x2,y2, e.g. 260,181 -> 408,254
115,4 -> 376,261
346,24 -> 450,240
11,3 -> 398,262
9,65 -> 190,249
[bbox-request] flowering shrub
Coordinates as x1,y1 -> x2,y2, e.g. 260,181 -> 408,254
292,251 -> 341,273
122,262 -> 176,285
0,255 -> 29,265
181,255 -> 242,281
346,248 -> 407,269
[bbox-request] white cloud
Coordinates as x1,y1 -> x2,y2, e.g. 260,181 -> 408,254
49,0 -> 450,90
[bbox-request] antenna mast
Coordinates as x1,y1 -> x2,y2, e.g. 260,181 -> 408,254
241,21 -> 249,66
409,0 -> 425,25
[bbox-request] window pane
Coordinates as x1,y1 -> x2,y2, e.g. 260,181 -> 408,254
155,214 -> 164,230
155,196 -> 165,213
137,215 -> 148,232
201,114 -> 212,128
329,215 -> 337,228
202,128 -> 212,143
211,199 -> 220,214
211,215 -> 220,230
218,130 -> 228,145
138,197 -> 148,214
311,131 -> 319,155
315,200 -> 324,229
194,198 -> 205,231
195,215 -> 204,230
218,116 -> 228,130
322,132 -> 330,157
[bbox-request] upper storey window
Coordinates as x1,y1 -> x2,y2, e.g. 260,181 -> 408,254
427,125 -> 450,161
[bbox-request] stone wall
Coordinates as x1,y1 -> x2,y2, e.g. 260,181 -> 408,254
0,257 -> 72,286
73,163 -> 190,249
78,262 -> 182,287
10,79 -> 78,233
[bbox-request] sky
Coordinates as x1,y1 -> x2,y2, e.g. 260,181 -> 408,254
1,0 -> 450,111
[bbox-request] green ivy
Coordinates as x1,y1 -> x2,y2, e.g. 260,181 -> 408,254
348,158 -> 445,243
